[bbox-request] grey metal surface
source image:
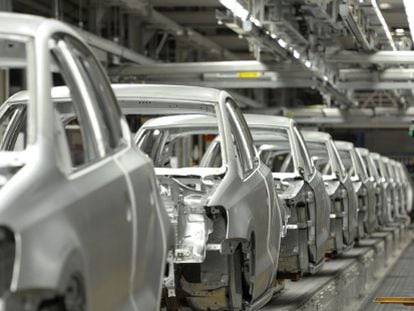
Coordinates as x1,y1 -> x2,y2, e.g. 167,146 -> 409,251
262,236 -> 389,311
359,241 -> 414,311
328,51 -> 414,65
123,85 -> 283,309
0,13 -> 171,311
302,131 -> 359,249
245,114 -> 331,276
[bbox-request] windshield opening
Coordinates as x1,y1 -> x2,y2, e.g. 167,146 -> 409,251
252,129 -> 294,173
139,126 -> 222,169
307,142 -> 333,175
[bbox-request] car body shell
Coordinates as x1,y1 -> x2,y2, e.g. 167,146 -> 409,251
370,153 -> 395,224
385,159 -> 409,223
396,162 -> 413,214
0,14 -> 170,311
241,114 -> 330,276
355,147 -> 382,229
335,141 -> 376,236
112,84 -> 282,309
302,131 -> 358,250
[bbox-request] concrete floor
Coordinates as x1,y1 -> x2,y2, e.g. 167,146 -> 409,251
359,241 -> 414,311
261,224 -> 411,311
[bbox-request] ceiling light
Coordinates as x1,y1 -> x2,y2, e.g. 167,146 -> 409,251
250,17 -> 262,27
395,28 -> 405,35
277,38 -> 288,48
403,0 -> 414,42
293,49 -> 300,59
379,3 -> 391,9
220,0 -> 249,21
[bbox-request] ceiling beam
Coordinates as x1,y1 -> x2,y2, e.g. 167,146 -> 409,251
153,0 -> 220,7
108,60 -> 304,76
339,68 -> 414,81
77,28 -> 156,64
104,0 -> 236,59
249,106 -> 414,128
328,51 -> 414,64
338,81 -> 414,90
113,79 -> 316,89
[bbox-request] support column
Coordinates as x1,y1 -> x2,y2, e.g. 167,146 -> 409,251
0,70 -> 9,105
0,0 -> 11,11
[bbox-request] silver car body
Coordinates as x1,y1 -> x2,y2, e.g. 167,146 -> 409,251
386,159 -> 408,222
371,153 -> 395,224
113,84 -> 282,310
0,14 -> 170,311
242,114 -> 330,277
302,132 -> 358,250
396,162 -> 413,214
335,141 -> 376,236
356,147 -> 383,229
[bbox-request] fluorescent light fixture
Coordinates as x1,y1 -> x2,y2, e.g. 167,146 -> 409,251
250,17 -> 262,27
395,28 -> 405,35
403,0 -> 414,42
304,60 -> 312,68
270,33 -> 277,39
220,0 -> 249,21
379,3 -> 391,9
293,49 -> 300,59
277,38 -> 288,48
371,0 -> 397,50
220,0 -> 263,27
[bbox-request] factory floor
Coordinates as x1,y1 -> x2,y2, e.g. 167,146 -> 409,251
261,224 -> 412,311
360,240 -> 414,311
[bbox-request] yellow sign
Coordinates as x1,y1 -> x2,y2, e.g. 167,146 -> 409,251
237,71 -> 260,78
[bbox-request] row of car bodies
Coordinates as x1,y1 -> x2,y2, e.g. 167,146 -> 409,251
123,88 -> 412,306
0,12 -> 412,311
5,83 -> 412,309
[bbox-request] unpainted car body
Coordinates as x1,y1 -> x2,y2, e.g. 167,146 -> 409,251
371,153 -> 395,224
386,159 -> 410,224
242,115 -> 330,277
302,132 -> 358,252
335,141 -> 376,237
396,162 -> 413,215
0,13 -> 170,311
113,84 -> 283,310
356,147 -> 383,229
